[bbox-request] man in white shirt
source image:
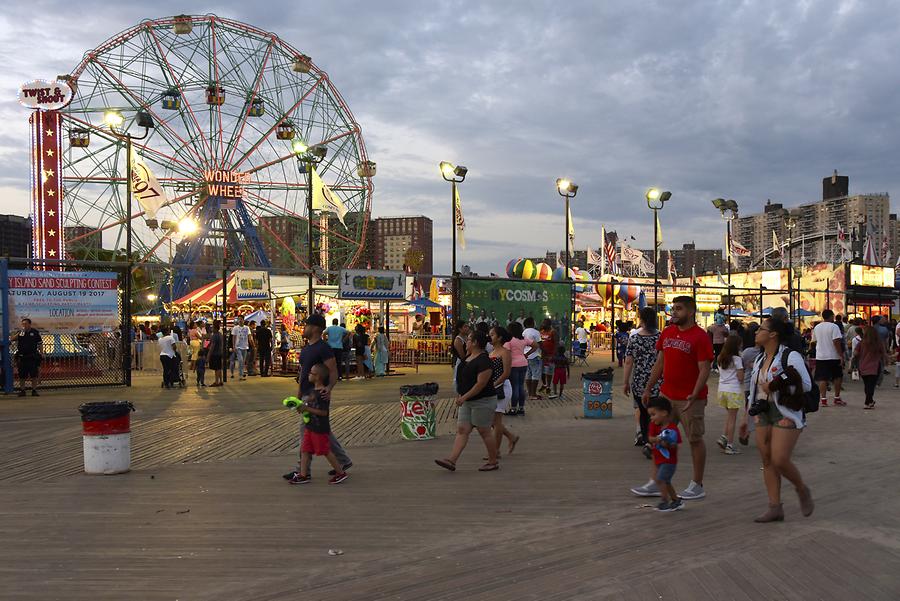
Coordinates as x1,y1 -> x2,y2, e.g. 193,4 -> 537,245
811,309 -> 845,406
158,326 -> 179,388
231,317 -> 251,380
575,321 -> 589,356
522,317 -> 543,400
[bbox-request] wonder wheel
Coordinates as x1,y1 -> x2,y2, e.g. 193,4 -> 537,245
59,14 -> 374,300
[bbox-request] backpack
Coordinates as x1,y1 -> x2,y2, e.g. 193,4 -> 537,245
780,349 -> 819,415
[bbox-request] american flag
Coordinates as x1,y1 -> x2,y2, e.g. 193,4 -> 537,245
605,230 -> 620,275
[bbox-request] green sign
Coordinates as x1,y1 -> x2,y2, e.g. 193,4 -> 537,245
459,278 -> 571,347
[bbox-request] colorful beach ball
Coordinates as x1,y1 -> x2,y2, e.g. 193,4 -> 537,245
617,278 -> 641,307
534,263 -> 553,280
506,259 -> 520,279
551,266 -> 576,281
513,259 -> 535,280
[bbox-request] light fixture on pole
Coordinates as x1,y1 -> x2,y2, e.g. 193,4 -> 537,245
106,108 -> 155,387
294,141 -> 328,316
557,178 -> 578,346
712,198 -> 739,321
440,161 -> 468,326
161,218 -> 199,305
645,188 -> 672,307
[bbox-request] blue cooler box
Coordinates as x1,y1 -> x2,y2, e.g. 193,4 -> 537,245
583,376 -> 613,419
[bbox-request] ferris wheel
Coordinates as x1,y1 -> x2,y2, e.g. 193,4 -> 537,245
59,14 -> 374,301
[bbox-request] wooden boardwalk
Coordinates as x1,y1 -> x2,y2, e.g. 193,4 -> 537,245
1,364 -> 899,600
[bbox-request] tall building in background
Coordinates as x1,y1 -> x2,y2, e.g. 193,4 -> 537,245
367,216 -> 433,273
637,243 -> 724,276
0,215 -> 32,258
64,225 -> 102,258
732,172 -> 893,268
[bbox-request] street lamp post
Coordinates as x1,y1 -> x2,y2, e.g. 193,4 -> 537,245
294,140 -> 328,316
161,217 -> 199,305
785,212 -> 797,325
557,178 -> 578,346
105,109 -> 154,387
645,188 -> 672,308
712,198 -> 739,321
440,161 -> 468,326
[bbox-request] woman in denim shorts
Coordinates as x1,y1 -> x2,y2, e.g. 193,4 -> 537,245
742,318 -> 814,523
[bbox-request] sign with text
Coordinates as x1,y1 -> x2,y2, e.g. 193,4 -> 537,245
234,270 -> 269,300
7,270 -> 119,333
339,269 -> 406,300
459,278 -> 572,348
849,264 -> 894,288
18,79 -> 74,110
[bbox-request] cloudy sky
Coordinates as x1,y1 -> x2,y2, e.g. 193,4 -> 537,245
2,0 -> 899,274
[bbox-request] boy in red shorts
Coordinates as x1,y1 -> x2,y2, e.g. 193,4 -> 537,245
289,363 -> 349,485
550,344 -> 570,399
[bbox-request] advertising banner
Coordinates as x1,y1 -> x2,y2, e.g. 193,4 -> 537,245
849,264 -> 894,288
234,270 -> 269,300
460,278 -> 572,346
7,270 -> 119,333
339,269 -> 406,300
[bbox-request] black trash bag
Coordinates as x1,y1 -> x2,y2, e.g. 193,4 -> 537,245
582,368 -> 614,382
78,401 -> 135,422
400,382 -> 439,397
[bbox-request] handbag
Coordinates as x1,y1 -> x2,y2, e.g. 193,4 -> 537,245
851,369 -> 860,381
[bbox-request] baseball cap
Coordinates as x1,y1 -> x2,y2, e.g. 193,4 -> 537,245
305,314 -> 326,328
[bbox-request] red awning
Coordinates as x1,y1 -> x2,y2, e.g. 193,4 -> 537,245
171,273 -> 238,305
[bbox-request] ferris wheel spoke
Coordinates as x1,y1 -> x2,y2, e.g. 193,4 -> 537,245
223,41 -> 275,167
209,17 -> 227,168
231,75 -> 325,171
85,56 -> 210,172
144,26 -> 216,164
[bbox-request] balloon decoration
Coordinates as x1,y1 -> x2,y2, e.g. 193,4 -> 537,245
572,268 -> 588,292
505,259 -> 520,279
513,258 -> 535,280
551,266 -> 576,281
617,278 -> 641,308
533,262 -> 553,280
594,278 -> 616,303
280,296 -> 296,330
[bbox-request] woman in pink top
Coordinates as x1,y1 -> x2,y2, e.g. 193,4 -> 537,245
854,325 -> 888,409
505,322 -> 535,417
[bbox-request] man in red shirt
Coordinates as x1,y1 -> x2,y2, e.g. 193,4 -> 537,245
637,296 -> 713,501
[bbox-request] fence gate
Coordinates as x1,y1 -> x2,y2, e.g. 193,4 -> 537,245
2,260 -> 128,392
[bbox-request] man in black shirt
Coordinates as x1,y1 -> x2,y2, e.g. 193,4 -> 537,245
15,318 -> 42,397
256,319 -> 273,377
283,314 -> 352,480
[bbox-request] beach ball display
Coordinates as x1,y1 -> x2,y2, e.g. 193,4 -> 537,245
594,278 -> 615,303
617,278 -> 641,308
551,266 -> 575,281
572,269 -> 588,292
506,259 -> 520,279
534,263 -> 553,280
513,259 -> 535,280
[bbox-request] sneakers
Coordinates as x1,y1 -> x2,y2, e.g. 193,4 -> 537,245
716,434 -> 728,450
630,480 -> 661,497
833,398 -> 847,406
328,462 -> 353,476
288,473 -> 311,485
820,398 -> 828,407
329,472 -> 349,484
283,470 -> 299,480
634,433 -> 646,447
680,481 -> 706,500
724,443 -> 741,455
654,499 -> 685,512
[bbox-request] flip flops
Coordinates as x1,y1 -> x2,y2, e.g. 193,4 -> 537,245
478,462 -> 500,471
434,459 -> 456,471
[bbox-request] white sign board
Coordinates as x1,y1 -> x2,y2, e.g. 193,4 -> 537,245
18,79 -> 74,110
7,270 -> 119,333
234,270 -> 269,300
339,269 -> 406,300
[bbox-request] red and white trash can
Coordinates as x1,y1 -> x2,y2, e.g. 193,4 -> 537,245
78,401 -> 135,474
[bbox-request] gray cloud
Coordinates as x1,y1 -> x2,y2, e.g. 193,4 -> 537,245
2,0 -> 899,274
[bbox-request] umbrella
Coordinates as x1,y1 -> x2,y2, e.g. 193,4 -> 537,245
406,297 -> 443,309
244,309 -> 271,324
751,307 -> 775,317
725,308 -> 752,318
792,308 -> 817,317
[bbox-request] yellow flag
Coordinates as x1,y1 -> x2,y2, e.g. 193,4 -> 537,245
311,166 -> 347,227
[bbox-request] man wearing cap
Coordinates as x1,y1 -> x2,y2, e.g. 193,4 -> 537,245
283,314 -> 352,480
